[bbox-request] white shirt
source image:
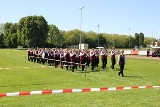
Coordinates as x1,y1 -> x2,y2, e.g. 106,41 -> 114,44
79,52 -> 84,56
111,50 -> 115,55
70,53 -> 75,57
42,51 -> 45,58
90,51 -> 95,56
100,50 -> 105,56
60,52 -> 64,58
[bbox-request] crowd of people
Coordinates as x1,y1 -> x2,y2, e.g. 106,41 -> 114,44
152,49 -> 160,57
27,47 -> 126,77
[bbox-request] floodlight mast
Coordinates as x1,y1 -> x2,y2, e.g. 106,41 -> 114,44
79,6 -> 84,50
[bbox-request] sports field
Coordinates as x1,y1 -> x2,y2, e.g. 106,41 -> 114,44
0,49 -> 160,107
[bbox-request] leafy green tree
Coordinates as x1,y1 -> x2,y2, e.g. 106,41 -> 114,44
139,32 -> 144,45
48,24 -> 61,47
144,37 -> 152,47
64,29 -> 81,46
98,33 -> 107,47
3,22 -> 13,47
84,31 -> 97,48
17,17 -> 27,46
59,30 -> 65,47
0,33 -> 4,47
135,33 -> 139,46
130,37 -> 137,48
0,23 -> 4,47
10,23 -> 18,47
17,15 -> 48,47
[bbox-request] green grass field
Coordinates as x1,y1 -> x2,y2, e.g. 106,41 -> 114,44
0,49 -> 160,107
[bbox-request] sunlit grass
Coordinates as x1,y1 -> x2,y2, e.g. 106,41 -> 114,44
0,49 -> 160,107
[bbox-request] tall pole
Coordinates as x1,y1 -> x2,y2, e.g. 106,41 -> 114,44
97,24 -> 99,47
129,28 -> 131,48
152,31 -> 154,46
79,6 -> 84,50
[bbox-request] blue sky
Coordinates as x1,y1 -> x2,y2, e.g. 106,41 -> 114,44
0,0 -> 160,39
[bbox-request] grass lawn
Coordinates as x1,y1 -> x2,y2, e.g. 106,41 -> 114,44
0,49 -> 160,107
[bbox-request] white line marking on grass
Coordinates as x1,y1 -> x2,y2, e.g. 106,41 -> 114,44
41,66 -> 46,67
6,68 -> 11,70
12,50 -> 19,51
0,68 -> 2,69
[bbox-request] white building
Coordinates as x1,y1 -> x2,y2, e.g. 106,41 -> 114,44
79,43 -> 88,49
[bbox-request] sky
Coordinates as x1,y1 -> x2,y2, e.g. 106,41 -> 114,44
0,0 -> 160,39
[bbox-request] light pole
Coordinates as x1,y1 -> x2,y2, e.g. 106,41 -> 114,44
129,28 -> 131,48
79,6 -> 84,50
152,31 -> 154,46
97,24 -> 99,47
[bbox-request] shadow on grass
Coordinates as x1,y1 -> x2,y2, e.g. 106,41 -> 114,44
75,71 -> 90,73
124,75 -> 143,78
109,68 -> 131,71
0,84 -> 28,87
75,68 -> 107,73
0,83 -> 52,87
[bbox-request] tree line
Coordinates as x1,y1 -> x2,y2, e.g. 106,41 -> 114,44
0,15 -> 159,49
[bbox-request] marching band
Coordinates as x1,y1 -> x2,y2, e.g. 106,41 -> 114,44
27,47 -> 108,72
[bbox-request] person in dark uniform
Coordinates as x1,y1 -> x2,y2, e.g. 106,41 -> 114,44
75,50 -> 79,70
60,50 -> 65,69
101,47 -> 107,69
48,50 -> 52,66
33,48 -> 38,63
70,50 -> 76,72
90,48 -> 96,71
118,50 -> 126,77
95,50 -> 99,67
54,49 -> 58,68
110,47 -> 116,70
64,48 -> 70,70
147,49 -> 150,57
35,48 -> 40,63
85,49 -> 90,67
42,48 -> 48,65
38,48 -> 42,64
30,49 -> 34,62
27,48 -> 31,61
79,49 -> 86,71
104,49 -> 108,68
